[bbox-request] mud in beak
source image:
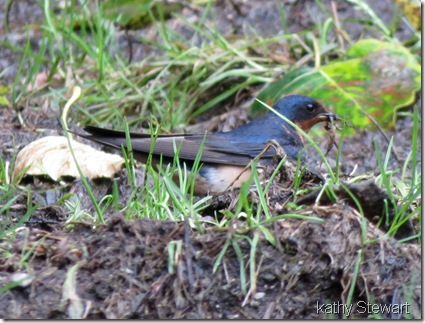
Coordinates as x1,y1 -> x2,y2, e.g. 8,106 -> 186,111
296,111 -> 341,133
317,112 -> 341,122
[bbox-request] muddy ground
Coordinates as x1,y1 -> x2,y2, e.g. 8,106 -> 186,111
0,0 -> 421,319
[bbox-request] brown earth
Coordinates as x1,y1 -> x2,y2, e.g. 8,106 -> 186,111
0,0 -> 421,319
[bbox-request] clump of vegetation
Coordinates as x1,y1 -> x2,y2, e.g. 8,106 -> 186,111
0,0 -> 421,319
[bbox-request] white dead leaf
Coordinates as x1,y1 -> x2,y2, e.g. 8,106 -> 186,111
12,136 -> 124,182
11,272 -> 35,287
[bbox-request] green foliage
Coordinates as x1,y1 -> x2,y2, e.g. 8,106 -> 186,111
253,39 -> 421,129
374,108 -> 421,241
102,0 -> 184,29
0,84 -> 10,107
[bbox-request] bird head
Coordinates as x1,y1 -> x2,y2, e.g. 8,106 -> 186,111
273,95 -> 336,133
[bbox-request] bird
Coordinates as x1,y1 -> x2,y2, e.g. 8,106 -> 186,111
76,95 -> 336,194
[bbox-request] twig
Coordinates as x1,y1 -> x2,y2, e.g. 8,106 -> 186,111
331,1 -> 345,51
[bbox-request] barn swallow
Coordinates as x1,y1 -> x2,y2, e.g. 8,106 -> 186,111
77,95 -> 336,194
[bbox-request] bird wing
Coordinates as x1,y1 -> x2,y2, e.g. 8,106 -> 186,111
79,126 -> 276,166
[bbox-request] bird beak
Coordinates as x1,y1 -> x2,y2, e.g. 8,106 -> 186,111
296,111 -> 341,133
317,112 -> 340,122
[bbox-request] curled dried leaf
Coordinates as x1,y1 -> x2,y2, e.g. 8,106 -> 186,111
12,136 -> 124,182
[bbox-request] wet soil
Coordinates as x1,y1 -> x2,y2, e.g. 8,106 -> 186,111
0,209 -> 421,319
0,0 -> 421,319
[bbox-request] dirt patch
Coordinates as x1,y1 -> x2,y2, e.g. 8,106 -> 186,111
0,205 -> 420,319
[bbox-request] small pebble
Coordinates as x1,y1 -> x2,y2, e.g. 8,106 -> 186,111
254,292 -> 266,300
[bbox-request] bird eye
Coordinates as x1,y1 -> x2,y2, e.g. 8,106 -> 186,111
305,103 -> 316,112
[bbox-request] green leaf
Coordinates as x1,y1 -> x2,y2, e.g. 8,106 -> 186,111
253,39 -> 421,129
0,85 -> 10,107
102,0 -> 184,29
394,0 -> 421,31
